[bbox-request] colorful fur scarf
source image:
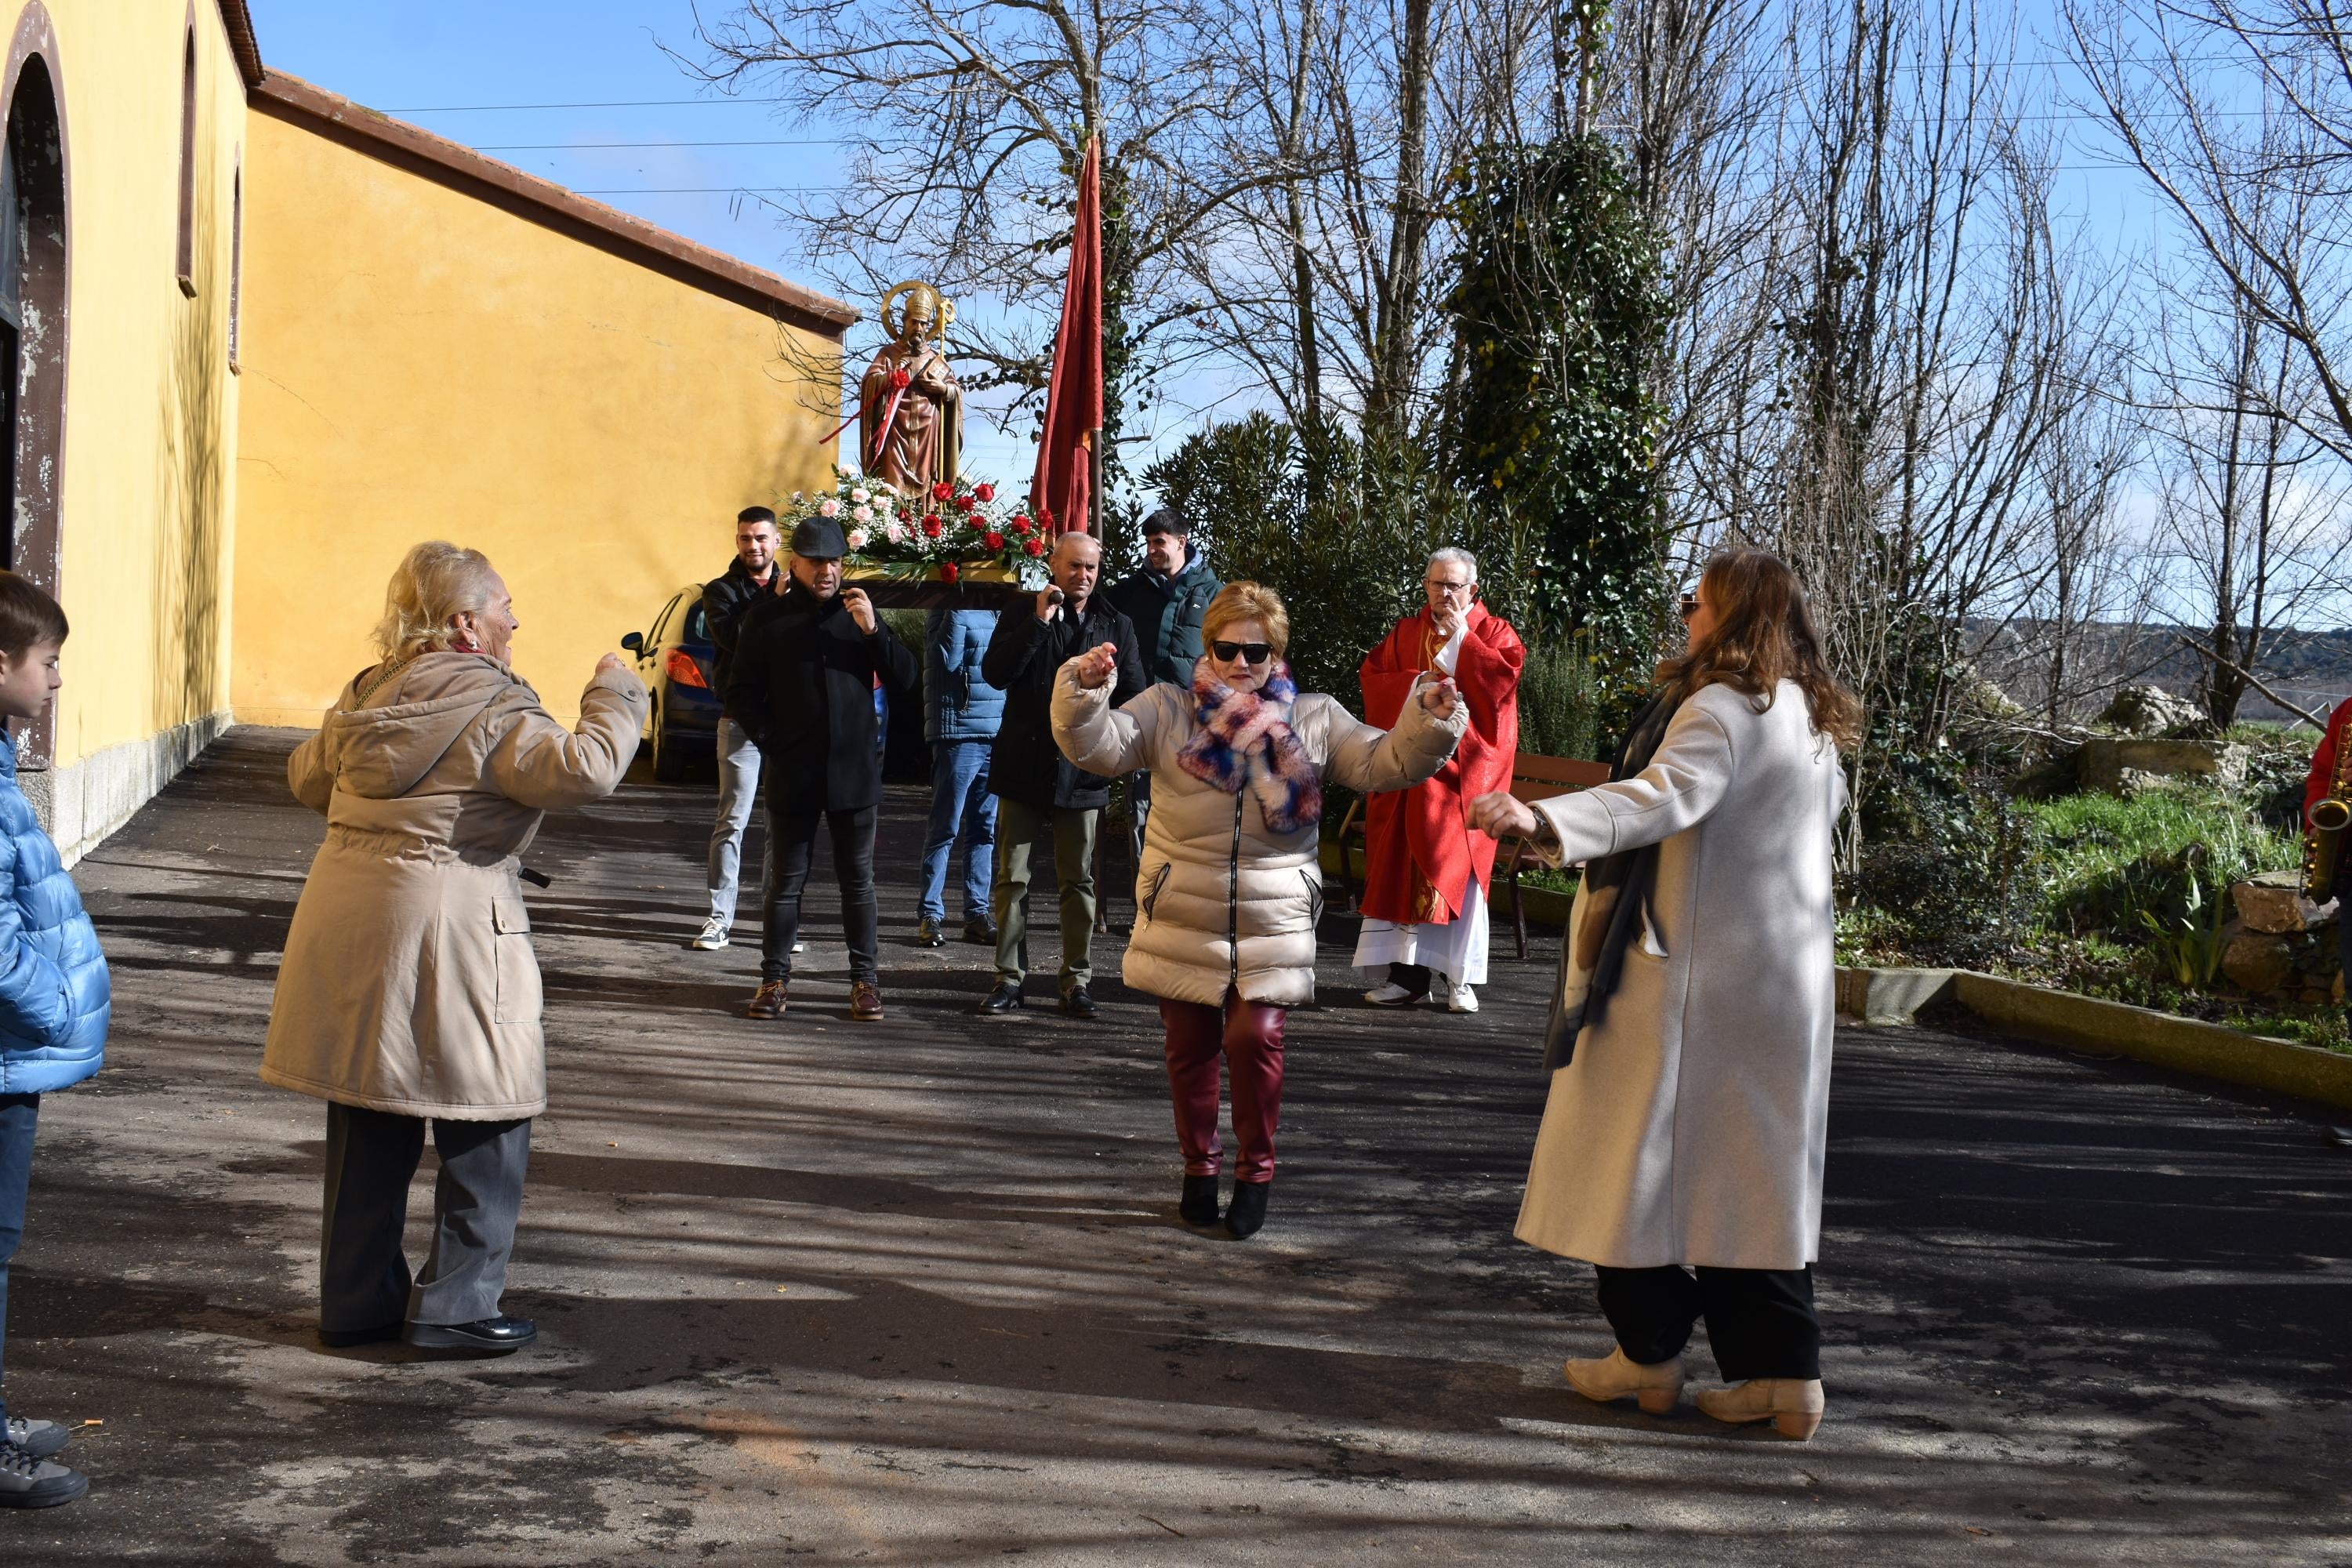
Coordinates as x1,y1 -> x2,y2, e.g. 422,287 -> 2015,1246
1178,660 -> 1323,833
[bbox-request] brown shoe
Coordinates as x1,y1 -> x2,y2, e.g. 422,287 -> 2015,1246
850,980 -> 884,1022
745,981 -> 789,1020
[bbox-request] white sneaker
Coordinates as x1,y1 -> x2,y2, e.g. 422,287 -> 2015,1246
1446,982 -> 1479,1014
1364,981 -> 1421,1007
792,941 -> 805,954
688,916 -> 730,950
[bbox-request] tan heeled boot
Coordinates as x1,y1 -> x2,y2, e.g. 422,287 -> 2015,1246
1563,1348 -> 1686,1415
1694,1377 -> 1825,1439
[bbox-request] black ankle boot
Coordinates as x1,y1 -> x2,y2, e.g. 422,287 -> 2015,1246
1179,1174 -> 1220,1225
1225,1179 -> 1271,1239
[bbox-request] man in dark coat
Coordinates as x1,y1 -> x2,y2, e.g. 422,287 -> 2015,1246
978,531 -> 1147,1018
689,506 -> 785,953
724,516 -> 919,1023
1105,505 -> 1221,861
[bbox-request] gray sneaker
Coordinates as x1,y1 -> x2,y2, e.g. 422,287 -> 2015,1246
688,916 -> 730,950
0,1440 -> 85,1508
3,1418 -> 66,1460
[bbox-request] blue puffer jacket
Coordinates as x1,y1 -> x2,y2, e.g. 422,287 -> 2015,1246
925,608 -> 1006,743
0,735 -> 107,1094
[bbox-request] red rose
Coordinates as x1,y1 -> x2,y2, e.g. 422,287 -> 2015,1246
922,517 -> 944,539
940,561 -> 960,583
931,481 -> 954,501
1011,517 -> 1032,536
1010,513 -> 1031,530
891,368 -> 911,390
974,482 -> 996,502
954,493 -> 976,512
984,531 -> 1005,550
1023,536 -> 1046,557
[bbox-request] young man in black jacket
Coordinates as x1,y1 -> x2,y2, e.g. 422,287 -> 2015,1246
1104,506 -> 1221,866
978,531 -> 1148,1018
690,506 -> 786,953
724,517 -> 920,1023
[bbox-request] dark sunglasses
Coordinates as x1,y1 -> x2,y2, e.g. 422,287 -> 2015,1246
1210,640 -> 1274,666
1677,593 -> 1701,620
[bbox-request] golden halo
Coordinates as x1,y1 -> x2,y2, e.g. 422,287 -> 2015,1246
880,280 -> 951,343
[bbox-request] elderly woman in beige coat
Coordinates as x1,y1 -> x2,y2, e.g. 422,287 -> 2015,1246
1471,549 -> 1859,1440
1054,582 -> 1466,1239
263,542 -> 644,1355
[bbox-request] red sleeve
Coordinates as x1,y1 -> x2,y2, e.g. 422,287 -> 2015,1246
2306,700 -> 2352,827
1358,620 -> 1421,728
1451,617 -> 1525,768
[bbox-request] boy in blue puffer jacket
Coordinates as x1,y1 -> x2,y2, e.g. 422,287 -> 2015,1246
0,572 -> 104,1509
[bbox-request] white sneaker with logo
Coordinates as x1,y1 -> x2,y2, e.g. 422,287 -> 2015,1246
1445,981 -> 1479,1014
1364,981 -> 1421,1007
688,916 -> 730,951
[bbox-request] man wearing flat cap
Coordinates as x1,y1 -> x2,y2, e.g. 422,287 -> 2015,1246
724,516 -> 920,1023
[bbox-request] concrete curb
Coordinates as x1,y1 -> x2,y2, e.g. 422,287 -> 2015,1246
1317,841 -> 1577,926
1838,966 -> 2352,1112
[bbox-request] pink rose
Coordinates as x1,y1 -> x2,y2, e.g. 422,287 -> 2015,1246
846,527 -> 869,550
819,497 -> 840,517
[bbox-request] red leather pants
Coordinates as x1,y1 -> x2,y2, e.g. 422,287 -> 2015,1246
1158,989 -> 1287,1184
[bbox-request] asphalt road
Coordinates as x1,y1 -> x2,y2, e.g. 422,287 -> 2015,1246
2,727 -> 2347,1566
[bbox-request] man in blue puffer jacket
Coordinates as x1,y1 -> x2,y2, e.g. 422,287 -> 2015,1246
916,607 -> 1004,948
0,572 -> 106,1509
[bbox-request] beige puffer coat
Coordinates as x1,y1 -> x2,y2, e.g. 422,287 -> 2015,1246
261,654 -> 645,1120
1052,662 -> 1465,1007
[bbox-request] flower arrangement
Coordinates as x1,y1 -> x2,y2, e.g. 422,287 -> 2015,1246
779,472 -> 1054,589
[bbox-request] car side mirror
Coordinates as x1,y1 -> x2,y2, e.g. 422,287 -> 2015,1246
620,632 -> 644,653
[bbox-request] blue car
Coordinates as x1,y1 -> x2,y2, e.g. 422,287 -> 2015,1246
620,584 -> 721,782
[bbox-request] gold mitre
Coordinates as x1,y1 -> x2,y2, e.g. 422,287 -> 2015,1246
880,280 -> 955,344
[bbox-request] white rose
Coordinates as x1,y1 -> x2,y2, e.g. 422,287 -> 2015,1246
819,497 -> 841,517
847,527 -> 869,550
851,488 -> 869,503
885,521 -> 909,543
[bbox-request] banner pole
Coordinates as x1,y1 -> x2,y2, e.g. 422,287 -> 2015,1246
1087,427 -> 1102,540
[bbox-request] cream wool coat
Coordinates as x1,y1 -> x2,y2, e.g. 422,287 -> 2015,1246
1053,662 -> 1465,1007
1515,679 -> 1847,1272
261,655 -> 645,1120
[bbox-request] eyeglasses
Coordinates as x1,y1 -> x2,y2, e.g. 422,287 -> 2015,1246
1678,593 -> 1701,620
1210,640 -> 1273,666
1426,579 -> 1475,597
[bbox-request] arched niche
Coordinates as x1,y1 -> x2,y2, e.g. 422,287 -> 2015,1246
0,5 -> 66,768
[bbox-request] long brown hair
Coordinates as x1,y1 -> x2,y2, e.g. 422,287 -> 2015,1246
1657,549 -> 1862,750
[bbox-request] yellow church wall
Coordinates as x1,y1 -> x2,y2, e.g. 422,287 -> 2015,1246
2,0 -> 249,857
232,96 -> 848,730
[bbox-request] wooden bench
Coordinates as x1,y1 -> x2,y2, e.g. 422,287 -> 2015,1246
1333,750 -> 1611,959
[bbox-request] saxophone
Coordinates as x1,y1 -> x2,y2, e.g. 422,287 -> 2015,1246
2305,730 -> 2352,901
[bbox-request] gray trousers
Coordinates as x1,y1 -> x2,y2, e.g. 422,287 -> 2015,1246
707,717 -> 765,926
992,799 -> 1098,993
320,1102 -> 531,1332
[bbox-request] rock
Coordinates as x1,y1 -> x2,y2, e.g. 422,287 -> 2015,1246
2231,869 -> 2339,934
2100,684 -> 2206,735
2223,931 -> 2296,994
2077,737 -> 2248,795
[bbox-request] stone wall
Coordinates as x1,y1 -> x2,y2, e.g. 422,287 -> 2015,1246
2220,869 -> 2343,1005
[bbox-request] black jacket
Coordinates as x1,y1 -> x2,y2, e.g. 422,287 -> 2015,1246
1107,549 -> 1222,687
982,595 -> 1148,810
724,581 -> 920,814
703,557 -> 783,696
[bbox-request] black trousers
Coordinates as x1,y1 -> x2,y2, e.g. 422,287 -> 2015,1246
320,1102 -> 532,1331
761,803 -> 879,984
1594,1263 -> 1820,1381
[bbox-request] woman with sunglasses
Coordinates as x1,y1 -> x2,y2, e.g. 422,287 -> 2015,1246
1053,583 -> 1466,1238
1468,549 -> 1859,1439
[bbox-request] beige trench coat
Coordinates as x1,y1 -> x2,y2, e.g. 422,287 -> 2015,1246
1514,680 -> 1847,1271
261,654 -> 645,1120
1052,663 -> 1464,1007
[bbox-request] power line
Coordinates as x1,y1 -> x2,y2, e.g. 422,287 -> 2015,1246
477,137 -> 843,151
387,96 -> 792,112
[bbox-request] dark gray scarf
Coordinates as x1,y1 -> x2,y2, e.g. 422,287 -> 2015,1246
1541,690 -> 1681,1073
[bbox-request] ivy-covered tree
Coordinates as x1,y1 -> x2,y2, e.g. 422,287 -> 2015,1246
1440,134 -> 1673,690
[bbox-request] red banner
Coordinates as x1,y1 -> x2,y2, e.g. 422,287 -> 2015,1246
1030,137 -> 1103,536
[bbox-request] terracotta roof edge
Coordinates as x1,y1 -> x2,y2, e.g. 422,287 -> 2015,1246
249,72 -> 858,334
214,0 -> 264,89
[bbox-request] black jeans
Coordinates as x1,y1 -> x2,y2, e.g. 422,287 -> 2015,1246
762,803 -> 879,984
0,1092 -> 38,1428
1593,1263 -> 1820,1381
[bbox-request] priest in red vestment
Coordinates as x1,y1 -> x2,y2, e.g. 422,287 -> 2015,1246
1354,549 -> 1524,1012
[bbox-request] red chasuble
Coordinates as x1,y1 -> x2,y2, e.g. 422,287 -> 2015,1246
1357,604 -> 1524,924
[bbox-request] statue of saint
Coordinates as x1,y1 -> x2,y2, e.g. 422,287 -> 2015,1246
858,281 -> 964,496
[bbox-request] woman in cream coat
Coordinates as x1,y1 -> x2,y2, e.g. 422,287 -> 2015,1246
1054,582 -> 1465,1239
1471,549 -> 1858,1440
263,542 -> 644,1355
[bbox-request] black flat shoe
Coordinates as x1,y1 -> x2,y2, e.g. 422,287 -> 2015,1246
962,916 -> 998,945
1225,1180 -> 1271,1240
1062,985 -> 1098,1019
915,919 -> 947,948
1179,1174 -> 1221,1225
978,981 -> 1025,1014
318,1321 -> 404,1348
404,1316 -> 538,1353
